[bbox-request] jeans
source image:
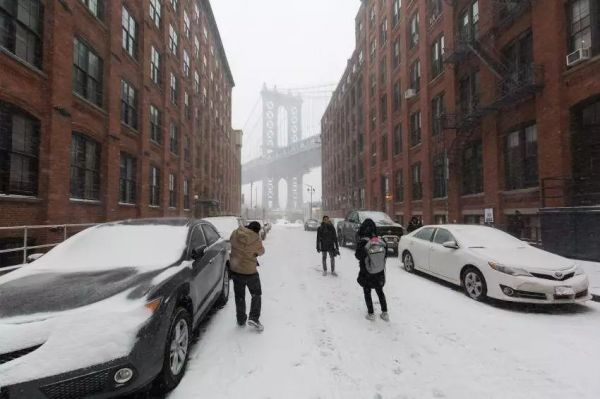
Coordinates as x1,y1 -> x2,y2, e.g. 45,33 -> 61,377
231,273 -> 262,324
322,251 -> 336,272
363,287 -> 388,314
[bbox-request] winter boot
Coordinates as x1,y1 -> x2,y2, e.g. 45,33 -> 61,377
331,271 -> 338,276
366,313 -> 376,321
247,319 -> 264,332
380,312 -> 390,322
322,270 -> 328,276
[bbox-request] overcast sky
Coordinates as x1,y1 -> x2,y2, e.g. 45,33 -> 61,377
211,0 -> 360,208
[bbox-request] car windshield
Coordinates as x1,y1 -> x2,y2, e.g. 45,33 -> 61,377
359,212 -> 394,224
452,226 -> 528,248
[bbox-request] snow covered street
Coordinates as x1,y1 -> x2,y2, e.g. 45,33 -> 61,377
168,224 -> 600,399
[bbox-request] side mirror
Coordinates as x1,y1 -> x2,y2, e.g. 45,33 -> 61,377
442,241 -> 459,249
191,245 -> 207,260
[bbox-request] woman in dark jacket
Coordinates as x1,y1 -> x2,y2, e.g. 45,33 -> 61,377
355,218 -> 389,321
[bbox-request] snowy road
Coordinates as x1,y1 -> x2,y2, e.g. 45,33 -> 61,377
168,224 -> 600,399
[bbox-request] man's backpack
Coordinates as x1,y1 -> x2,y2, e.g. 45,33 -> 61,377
364,236 -> 386,274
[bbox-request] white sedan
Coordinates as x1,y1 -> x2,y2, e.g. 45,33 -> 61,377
399,225 -> 591,304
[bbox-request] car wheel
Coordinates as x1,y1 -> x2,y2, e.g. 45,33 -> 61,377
215,267 -> 230,308
462,267 -> 487,301
403,252 -> 415,273
155,307 -> 192,394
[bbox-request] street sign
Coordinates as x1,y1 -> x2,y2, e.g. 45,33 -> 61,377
484,208 -> 494,224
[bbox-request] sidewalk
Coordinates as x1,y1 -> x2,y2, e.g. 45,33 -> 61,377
579,260 -> 600,301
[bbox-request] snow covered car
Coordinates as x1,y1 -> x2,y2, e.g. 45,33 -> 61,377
338,211 -> 404,255
304,219 -> 319,231
0,218 -> 230,398
399,225 -> 591,304
202,216 -> 244,241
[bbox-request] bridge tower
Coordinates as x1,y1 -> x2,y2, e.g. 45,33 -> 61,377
261,85 -> 304,211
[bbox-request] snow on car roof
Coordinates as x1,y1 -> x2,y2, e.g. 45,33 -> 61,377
203,216 -> 240,238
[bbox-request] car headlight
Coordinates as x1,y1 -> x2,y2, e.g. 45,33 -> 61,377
488,262 -> 532,277
574,265 -> 585,276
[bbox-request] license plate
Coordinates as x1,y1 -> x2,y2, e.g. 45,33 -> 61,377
555,286 -> 575,296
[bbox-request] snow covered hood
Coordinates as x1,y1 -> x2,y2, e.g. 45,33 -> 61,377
469,245 -> 575,271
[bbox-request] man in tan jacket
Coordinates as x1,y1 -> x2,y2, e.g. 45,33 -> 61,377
229,221 -> 265,331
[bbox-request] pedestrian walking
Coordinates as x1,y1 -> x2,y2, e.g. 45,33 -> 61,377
316,215 -> 340,276
229,221 -> 266,332
355,219 -> 389,321
406,216 -> 420,233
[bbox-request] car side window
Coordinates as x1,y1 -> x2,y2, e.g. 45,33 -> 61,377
414,228 -> 435,242
190,226 -> 206,250
202,224 -> 220,246
350,212 -> 359,223
433,228 -> 454,245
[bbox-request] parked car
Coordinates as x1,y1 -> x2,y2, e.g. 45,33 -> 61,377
337,211 -> 404,256
263,220 -> 272,233
331,218 -> 344,231
0,218 -> 230,398
304,219 -> 320,231
247,220 -> 267,240
399,224 -> 592,304
202,216 -> 244,242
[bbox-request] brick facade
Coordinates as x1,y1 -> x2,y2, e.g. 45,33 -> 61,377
323,0 -> 600,240
0,0 -> 241,230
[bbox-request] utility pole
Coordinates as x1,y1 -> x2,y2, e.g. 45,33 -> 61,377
305,184 -> 315,220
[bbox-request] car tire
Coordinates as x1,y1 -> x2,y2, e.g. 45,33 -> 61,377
462,267 -> 487,301
403,252 -> 415,273
154,307 -> 192,394
215,267 -> 230,308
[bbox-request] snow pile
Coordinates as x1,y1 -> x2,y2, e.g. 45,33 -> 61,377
0,291 -> 152,387
22,224 -> 189,273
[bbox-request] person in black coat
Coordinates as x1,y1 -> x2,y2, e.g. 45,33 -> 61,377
317,216 -> 339,276
406,216 -> 422,233
355,218 -> 389,321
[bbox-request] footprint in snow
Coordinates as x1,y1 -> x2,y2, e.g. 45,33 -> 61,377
432,389 -> 446,398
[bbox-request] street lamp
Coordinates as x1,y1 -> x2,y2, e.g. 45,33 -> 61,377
305,184 -> 315,220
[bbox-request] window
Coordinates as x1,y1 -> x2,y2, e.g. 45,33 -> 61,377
170,73 -> 178,104
505,124 -> 539,190
431,93 -> 444,136
0,0 -> 43,68
184,135 -> 190,161
380,18 -> 388,45
171,0 -> 178,12
380,56 -> 387,85
393,39 -> 401,68
170,122 -> 179,154
169,24 -> 178,55
433,228 -> 453,245
409,13 -> 419,49
370,73 -> 377,97
569,0 -> 593,53
393,81 -> 401,112
184,92 -> 190,119
149,105 -> 161,143
414,227 -> 435,241
370,38 -> 377,60
370,107 -> 377,131
381,131 -> 388,161
459,70 -> 480,115
168,173 -> 177,207
70,133 -> 100,200
502,31 -> 533,94
190,226 -> 206,250
369,5 -> 376,28
410,59 -> 421,92
393,124 -> 402,155
73,38 -> 103,106
194,36 -> 200,58
428,0 -> 443,21
183,50 -> 190,77
148,166 -> 160,206
459,0 -> 479,41
120,80 -> 137,129
203,224 -> 220,245
371,140 -> 377,167
412,162 -> 422,200
183,178 -> 190,210
464,215 -> 483,225
150,46 -> 161,84
194,71 -> 200,94
395,169 -> 404,202
0,102 -> 40,196
380,95 -> 388,122
393,0 -> 401,27
431,35 -> 445,79
119,153 -> 136,204
183,10 -> 190,37
121,6 -> 137,58
433,153 -> 448,198
462,140 -> 483,194
80,0 -> 103,19
410,111 -> 421,146
149,0 -> 161,27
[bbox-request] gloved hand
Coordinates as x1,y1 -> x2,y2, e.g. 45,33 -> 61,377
317,248 -> 321,253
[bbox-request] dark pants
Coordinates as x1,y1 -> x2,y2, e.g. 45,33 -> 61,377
231,273 -> 262,324
363,287 -> 388,314
322,251 -> 335,271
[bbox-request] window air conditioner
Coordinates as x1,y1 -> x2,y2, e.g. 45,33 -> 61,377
566,47 -> 591,66
404,89 -> 417,99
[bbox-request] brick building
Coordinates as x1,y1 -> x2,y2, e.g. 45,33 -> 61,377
323,0 -> 600,241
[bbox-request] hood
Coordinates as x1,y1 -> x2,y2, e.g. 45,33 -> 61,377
231,226 -> 260,245
469,245 -> 574,271
0,268 -> 163,320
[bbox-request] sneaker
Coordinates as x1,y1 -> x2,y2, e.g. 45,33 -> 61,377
380,312 -> 390,322
331,271 -> 338,277
247,319 -> 264,332
366,313 -> 376,321
322,270 -> 328,276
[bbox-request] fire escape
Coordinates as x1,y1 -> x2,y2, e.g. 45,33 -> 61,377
440,0 -> 544,159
